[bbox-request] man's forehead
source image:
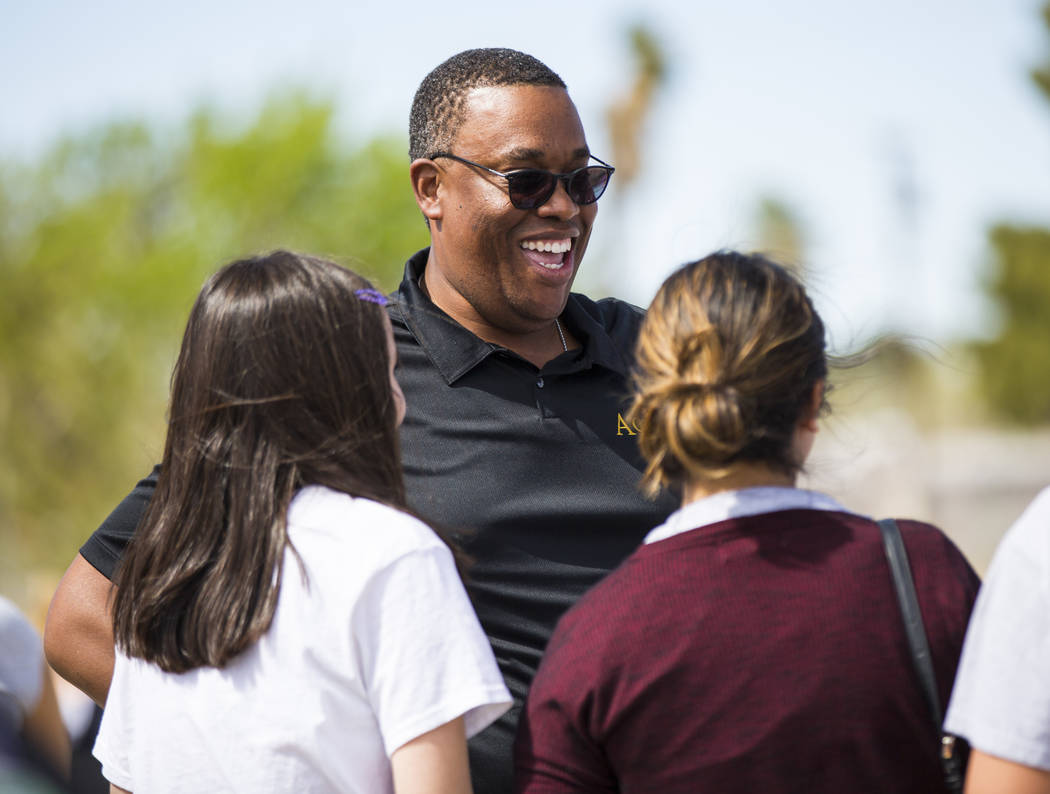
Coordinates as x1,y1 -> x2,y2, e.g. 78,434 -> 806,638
454,85 -> 589,154
457,84 -> 576,122
503,144 -> 592,163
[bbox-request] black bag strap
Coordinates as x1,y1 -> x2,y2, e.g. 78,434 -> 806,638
878,518 -> 968,794
876,518 -> 942,727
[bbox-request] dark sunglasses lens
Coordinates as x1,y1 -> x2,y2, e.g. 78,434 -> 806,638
568,167 -> 611,205
507,170 -> 557,209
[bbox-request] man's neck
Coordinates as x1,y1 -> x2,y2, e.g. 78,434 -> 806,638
420,264 -> 574,368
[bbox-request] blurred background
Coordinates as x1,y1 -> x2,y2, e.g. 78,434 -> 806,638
3,0 -> 1050,682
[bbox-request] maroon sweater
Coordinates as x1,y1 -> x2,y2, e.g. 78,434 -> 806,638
516,509 -> 979,794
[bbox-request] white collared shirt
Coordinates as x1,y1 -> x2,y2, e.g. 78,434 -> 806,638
644,487 -> 862,545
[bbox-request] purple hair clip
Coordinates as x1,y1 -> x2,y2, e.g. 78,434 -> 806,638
354,288 -> 388,306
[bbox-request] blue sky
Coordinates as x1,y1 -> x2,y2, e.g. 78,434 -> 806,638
6,0 -> 1050,347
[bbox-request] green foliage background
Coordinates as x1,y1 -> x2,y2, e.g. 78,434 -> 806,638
0,91 -> 429,584
973,225 -> 1050,423
971,3 -> 1050,425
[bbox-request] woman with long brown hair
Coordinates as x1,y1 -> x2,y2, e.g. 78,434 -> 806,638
93,251 -> 510,793
516,251 -> 979,793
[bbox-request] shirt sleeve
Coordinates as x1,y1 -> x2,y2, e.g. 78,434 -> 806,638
91,652 -> 136,791
79,465 -> 160,579
515,700 -> 618,792
515,616 -> 618,793
352,543 -> 512,757
944,488 -> 1050,770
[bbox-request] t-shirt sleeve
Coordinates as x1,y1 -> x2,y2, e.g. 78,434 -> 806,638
352,543 -> 512,756
91,652 -> 135,791
943,488 -> 1050,770
79,465 -> 161,580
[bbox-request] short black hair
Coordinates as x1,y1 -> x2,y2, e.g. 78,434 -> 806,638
408,48 -> 566,161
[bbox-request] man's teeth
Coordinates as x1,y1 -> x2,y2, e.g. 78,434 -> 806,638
521,240 -> 571,254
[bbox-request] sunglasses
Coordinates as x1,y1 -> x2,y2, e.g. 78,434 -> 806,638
430,152 -> 615,210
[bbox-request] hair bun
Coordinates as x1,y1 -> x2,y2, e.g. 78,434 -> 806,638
630,378 -> 748,479
666,380 -> 748,458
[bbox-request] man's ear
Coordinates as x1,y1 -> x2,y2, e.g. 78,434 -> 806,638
410,158 -> 443,222
801,379 -> 825,433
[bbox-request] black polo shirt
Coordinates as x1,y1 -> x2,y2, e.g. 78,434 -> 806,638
80,248 -> 675,791
392,249 -> 676,790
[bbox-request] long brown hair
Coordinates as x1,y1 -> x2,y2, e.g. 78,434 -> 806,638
112,251 -> 404,672
629,251 -> 827,495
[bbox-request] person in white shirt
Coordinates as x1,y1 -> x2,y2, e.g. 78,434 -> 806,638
944,486 -> 1050,794
92,251 -> 510,794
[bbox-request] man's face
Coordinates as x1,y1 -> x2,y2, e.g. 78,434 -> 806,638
424,84 -> 598,336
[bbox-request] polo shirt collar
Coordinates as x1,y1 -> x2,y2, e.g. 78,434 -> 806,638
392,248 -> 631,384
561,290 -> 632,375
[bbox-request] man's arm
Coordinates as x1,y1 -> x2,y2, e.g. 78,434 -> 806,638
45,466 -> 160,705
966,749 -> 1050,794
44,554 -> 115,706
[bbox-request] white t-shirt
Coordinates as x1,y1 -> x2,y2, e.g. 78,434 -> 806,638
93,486 -> 511,793
944,485 -> 1050,771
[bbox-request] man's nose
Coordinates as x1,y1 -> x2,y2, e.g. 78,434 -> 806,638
536,177 -> 581,220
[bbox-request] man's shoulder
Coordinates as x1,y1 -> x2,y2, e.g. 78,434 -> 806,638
569,292 -> 645,325
566,292 -> 646,348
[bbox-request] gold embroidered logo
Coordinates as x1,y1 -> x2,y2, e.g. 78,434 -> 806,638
616,413 -> 638,436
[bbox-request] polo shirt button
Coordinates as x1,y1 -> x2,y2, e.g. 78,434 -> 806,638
536,377 -> 545,388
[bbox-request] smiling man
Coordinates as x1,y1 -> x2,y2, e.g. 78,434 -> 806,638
411,80 -> 600,360
45,49 -> 677,793
391,52 -> 678,790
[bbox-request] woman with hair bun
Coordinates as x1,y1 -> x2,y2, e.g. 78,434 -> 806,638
516,251 -> 979,793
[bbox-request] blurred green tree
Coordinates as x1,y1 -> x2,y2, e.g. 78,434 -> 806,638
972,1 -> 1050,424
0,91 -> 428,579
973,226 -> 1050,423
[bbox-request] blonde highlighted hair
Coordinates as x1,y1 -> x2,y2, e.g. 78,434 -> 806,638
629,251 -> 827,495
